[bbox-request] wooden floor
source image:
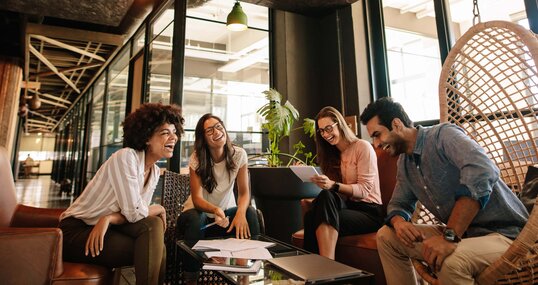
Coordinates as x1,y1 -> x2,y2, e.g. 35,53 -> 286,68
14,176 -> 136,285
15,176 -> 73,209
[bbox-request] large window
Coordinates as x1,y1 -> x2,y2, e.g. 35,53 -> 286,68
381,0 -> 529,122
181,0 -> 270,168
382,1 -> 441,122
147,7 -> 174,104
86,76 -> 105,180
447,0 -> 528,40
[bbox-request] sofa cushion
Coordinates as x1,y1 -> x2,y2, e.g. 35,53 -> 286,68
53,262 -> 111,285
291,229 -> 378,250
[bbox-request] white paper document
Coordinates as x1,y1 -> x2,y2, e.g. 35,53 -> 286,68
290,165 -> 320,182
193,238 -> 275,252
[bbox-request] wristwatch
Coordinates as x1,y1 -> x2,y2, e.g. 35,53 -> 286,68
330,182 -> 340,193
443,228 -> 461,243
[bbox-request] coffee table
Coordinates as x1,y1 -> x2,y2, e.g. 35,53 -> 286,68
176,235 -> 374,284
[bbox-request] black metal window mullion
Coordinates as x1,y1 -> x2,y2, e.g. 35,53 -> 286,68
168,0 -> 187,173
525,0 -> 538,33
363,0 -> 391,101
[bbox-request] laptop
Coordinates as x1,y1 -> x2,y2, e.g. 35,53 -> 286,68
267,254 -> 365,283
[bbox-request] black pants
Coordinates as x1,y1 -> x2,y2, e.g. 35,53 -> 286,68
59,216 -> 166,285
303,190 -> 384,253
176,206 -> 261,272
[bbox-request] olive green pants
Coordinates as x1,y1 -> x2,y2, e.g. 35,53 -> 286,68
60,216 -> 166,285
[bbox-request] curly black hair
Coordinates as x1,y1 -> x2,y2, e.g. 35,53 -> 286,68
122,103 -> 184,151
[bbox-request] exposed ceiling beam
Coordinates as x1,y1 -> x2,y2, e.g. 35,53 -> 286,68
26,23 -> 125,46
37,63 -> 102,77
27,119 -> 56,127
24,95 -> 69,108
28,89 -> 72,104
26,123 -> 53,130
21,81 -> 41,89
400,0 -> 431,14
28,110 -> 59,123
31,35 -> 106,62
29,45 -> 81,94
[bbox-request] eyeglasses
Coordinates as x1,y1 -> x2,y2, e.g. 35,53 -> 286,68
204,123 -> 224,136
318,122 -> 338,135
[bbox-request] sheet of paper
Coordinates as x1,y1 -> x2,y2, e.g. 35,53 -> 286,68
193,238 -> 275,251
290,165 -> 320,182
205,247 -> 273,260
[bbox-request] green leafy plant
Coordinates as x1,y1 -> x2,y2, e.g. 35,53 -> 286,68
255,88 -> 316,167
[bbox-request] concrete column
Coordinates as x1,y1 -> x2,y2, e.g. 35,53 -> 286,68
0,57 -> 22,155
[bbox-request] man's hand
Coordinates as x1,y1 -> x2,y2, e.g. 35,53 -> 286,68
393,218 -> 424,248
227,212 -> 251,239
422,235 -> 457,272
85,216 -> 111,257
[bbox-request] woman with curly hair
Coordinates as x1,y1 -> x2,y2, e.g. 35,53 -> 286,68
304,106 -> 383,259
59,103 -> 184,285
177,113 -> 260,241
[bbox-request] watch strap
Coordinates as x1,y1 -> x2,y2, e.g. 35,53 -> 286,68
330,182 -> 340,193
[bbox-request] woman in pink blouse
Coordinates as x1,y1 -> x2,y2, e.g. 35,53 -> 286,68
305,106 -> 383,259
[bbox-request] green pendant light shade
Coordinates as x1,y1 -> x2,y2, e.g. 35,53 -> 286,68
227,1 -> 248,31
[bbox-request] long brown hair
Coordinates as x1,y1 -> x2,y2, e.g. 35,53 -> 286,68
194,113 -> 236,193
315,106 -> 357,181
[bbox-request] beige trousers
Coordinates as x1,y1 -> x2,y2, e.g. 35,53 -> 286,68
376,224 -> 512,285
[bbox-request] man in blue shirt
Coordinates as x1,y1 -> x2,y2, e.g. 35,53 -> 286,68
359,98 -> 528,285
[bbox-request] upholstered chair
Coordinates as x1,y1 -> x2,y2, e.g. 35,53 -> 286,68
0,146 -> 111,284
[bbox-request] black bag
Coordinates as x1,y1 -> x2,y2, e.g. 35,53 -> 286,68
520,165 -> 538,213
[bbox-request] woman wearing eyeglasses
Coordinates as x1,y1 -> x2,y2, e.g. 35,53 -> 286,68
304,106 -> 383,259
177,113 -> 260,243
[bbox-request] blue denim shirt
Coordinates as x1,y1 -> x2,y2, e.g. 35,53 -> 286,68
386,123 -> 528,239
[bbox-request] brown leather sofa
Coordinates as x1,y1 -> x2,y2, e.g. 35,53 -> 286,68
0,147 -> 111,285
291,146 -> 398,285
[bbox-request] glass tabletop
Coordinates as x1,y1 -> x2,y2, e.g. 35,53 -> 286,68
177,235 -> 308,284
176,235 -> 374,285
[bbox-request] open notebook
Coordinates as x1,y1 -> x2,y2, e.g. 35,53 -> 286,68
267,254 -> 365,283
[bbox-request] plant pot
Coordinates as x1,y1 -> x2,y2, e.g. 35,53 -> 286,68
249,167 -> 321,243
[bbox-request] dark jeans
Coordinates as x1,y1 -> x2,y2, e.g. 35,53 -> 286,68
303,190 -> 384,253
176,206 -> 261,272
59,216 -> 166,285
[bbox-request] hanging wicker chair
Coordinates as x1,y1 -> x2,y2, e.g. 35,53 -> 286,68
412,20 -> 538,284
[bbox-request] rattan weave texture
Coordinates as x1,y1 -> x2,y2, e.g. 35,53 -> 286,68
412,20 -> 538,285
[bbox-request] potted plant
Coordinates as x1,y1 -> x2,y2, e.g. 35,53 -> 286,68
253,88 -> 316,166
249,88 -> 321,243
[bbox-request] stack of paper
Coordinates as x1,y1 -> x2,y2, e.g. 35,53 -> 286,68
194,238 -> 275,273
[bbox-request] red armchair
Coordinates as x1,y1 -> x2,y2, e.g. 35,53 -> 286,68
291,146 -> 398,285
0,147 -> 110,285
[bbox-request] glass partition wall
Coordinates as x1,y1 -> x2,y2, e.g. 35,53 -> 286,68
52,0 -> 270,193
181,1 -> 269,169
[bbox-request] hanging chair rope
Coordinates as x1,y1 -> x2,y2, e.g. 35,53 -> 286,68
473,0 -> 481,25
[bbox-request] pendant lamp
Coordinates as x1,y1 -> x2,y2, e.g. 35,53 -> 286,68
226,1 -> 248,31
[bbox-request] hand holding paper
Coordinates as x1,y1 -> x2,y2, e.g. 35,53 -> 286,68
290,166 -> 320,182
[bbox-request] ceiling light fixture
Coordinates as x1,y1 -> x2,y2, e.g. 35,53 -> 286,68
226,1 -> 248,31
